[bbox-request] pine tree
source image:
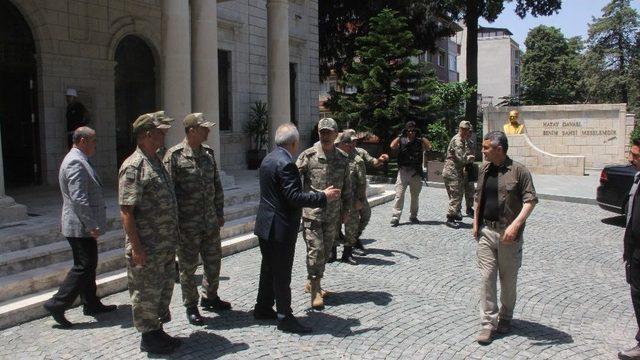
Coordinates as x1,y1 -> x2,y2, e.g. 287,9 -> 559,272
330,9 -> 439,145
583,0 -> 639,108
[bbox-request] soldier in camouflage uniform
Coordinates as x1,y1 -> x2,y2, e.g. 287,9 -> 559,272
119,112 -> 181,355
163,113 -> 231,327
335,133 -> 367,265
296,118 -> 351,309
342,129 -> 388,255
442,120 -> 475,228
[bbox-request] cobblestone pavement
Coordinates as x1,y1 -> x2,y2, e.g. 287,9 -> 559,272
0,186 -> 635,359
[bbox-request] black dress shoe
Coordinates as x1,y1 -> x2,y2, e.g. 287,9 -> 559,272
253,307 -> 278,320
43,302 -> 72,328
83,303 -> 117,316
466,207 -> 474,217
277,315 -> 312,334
201,296 -> 232,311
140,330 -> 175,354
186,307 -> 205,326
619,344 -> 640,360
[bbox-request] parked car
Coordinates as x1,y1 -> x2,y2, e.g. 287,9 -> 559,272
596,164 -> 636,216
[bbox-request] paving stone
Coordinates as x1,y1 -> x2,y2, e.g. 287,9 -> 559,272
0,186 -> 635,359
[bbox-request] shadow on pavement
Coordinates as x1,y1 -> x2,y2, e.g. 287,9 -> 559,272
496,319 -> 573,345
323,290 -> 393,306
354,257 -> 396,266
151,330 -> 249,359
602,215 -> 626,228
204,309 -> 255,330
56,304 -> 133,330
364,248 -> 419,259
300,311 -> 383,337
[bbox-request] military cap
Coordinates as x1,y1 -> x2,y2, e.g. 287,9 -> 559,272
132,112 -> 173,136
318,117 -> 338,132
458,120 -> 472,129
334,132 -> 352,144
184,112 -> 215,128
153,110 -> 173,123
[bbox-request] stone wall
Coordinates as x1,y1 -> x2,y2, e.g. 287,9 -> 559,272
9,0 -> 318,182
507,135 -> 585,175
484,104 -> 635,169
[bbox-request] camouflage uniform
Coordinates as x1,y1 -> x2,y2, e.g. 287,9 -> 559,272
462,136 -> 477,211
164,140 -> 224,309
341,152 -> 367,246
296,143 -> 351,279
442,133 -> 473,218
354,147 -> 374,237
119,148 -> 179,333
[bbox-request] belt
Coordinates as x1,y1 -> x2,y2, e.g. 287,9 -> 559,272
483,219 -> 505,230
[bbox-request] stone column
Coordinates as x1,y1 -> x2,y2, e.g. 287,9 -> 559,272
267,0 -> 290,146
162,0 -> 191,147
0,132 -> 27,224
191,0 -> 220,163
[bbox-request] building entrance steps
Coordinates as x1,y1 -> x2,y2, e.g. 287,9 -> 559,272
0,169 -> 394,330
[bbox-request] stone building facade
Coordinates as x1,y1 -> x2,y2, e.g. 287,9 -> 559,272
0,0 -> 317,222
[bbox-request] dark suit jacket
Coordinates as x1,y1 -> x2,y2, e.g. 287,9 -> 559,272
254,146 -> 326,243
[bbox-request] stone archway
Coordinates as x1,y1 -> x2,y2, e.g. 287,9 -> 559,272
0,0 -> 40,187
114,35 -> 157,165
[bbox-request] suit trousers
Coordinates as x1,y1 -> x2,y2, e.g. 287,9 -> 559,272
626,250 -> 640,342
256,236 -> 296,316
48,237 -> 99,309
477,225 -> 523,330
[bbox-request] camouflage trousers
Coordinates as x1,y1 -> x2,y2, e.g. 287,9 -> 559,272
177,228 -> 222,308
303,218 -> 339,279
126,247 -> 175,333
444,176 -> 464,217
337,209 -> 360,247
358,199 -> 371,238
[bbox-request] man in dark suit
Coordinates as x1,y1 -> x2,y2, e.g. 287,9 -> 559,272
44,126 -> 116,327
620,138 -> 640,360
253,122 -> 341,334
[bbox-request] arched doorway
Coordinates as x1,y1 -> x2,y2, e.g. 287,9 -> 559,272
115,35 -> 156,165
0,0 -> 40,187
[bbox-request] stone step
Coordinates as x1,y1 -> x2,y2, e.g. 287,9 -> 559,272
0,199 -> 258,255
0,232 -> 260,330
0,212 -> 258,278
0,189 -> 394,330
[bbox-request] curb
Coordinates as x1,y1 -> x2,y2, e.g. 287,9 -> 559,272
426,181 -> 596,206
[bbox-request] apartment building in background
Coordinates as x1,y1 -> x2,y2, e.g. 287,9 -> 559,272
456,25 -> 522,107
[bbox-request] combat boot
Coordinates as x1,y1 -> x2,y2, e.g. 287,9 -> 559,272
353,238 -> 366,256
304,280 -> 330,297
327,246 -> 337,263
341,246 -> 357,265
310,277 -> 324,309
446,216 -> 459,228
140,329 -> 175,354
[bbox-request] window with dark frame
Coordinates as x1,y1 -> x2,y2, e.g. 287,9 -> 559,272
218,49 -> 232,131
289,62 -> 297,125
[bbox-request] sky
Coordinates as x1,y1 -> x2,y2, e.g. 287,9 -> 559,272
478,0 -> 640,49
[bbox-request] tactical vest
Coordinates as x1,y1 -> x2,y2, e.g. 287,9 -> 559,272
397,137 -> 422,168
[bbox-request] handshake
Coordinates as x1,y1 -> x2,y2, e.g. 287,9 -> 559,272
323,186 -> 342,201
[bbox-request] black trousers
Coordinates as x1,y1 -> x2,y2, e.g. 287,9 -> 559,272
627,255 -> 640,342
256,236 -> 296,316
48,237 -> 99,309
